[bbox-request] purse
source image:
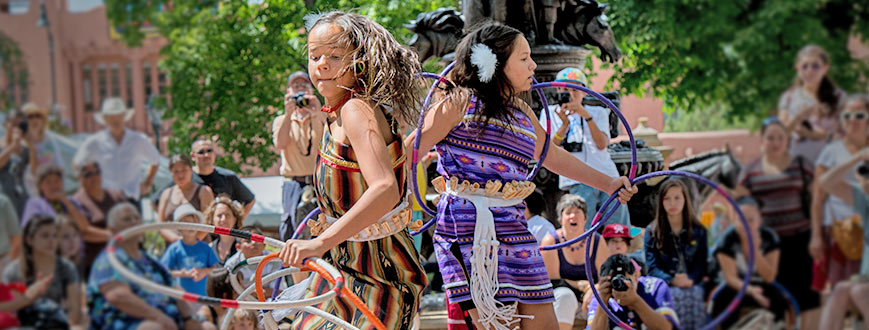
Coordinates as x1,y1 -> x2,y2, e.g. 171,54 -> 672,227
831,214 -> 864,261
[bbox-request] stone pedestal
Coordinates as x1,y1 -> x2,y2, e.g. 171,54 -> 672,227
530,45 -> 592,82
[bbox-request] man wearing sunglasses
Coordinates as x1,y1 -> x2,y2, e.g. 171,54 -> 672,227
188,139 -> 255,217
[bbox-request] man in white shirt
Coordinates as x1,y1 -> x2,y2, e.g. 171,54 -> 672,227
542,68 -> 630,229
73,98 -> 161,201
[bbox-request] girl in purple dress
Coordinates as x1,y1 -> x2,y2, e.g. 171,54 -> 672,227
409,22 -> 637,330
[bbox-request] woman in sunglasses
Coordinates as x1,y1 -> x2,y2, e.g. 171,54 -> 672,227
812,95 -> 869,292
777,44 -> 845,161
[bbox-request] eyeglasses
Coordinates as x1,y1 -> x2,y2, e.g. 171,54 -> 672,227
801,63 -> 822,71
26,114 -> 44,120
81,169 -> 101,178
841,111 -> 869,121
196,148 -> 214,155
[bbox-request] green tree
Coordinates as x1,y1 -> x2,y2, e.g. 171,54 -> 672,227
0,32 -> 27,111
104,0 -> 455,172
603,0 -> 869,121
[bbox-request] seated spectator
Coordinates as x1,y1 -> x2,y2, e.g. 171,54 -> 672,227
711,197 -> 785,329
818,146 -> 869,329
199,269 -> 235,330
0,194 -> 21,271
525,189 -> 554,244
541,194 -> 610,330
20,165 -> 93,235
157,155 -> 214,243
2,215 -> 83,328
0,108 -> 32,218
227,309 -> 258,330
223,226 -> 280,294
161,204 -> 219,297
0,273 -> 53,328
644,179 -> 708,329
603,224 -> 634,255
204,197 -> 243,265
707,202 -> 730,247
587,254 -> 679,330
87,203 -> 201,330
56,215 -> 84,276
71,159 -> 128,273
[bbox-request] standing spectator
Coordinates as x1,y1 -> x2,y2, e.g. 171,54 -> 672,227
160,204 -> 219,297
3,215 -> 83,328
157,155 -> 214,243
20,164 -> 95,237
71,159 -> 127,275
778,44 -> 845,161
73,97 -> 161,201
203,197 -> 243,265
189,139 -> 255,216
711,197 -> 785,329
644,179 -> 708,330
525,189 -> 555,244
0,194 -> 21,272
736,116 -> 821,325
87,203 -> 202,330
542,68 -> 628,229
20,103 -> 63,196
0,109 -> 34,216
273,71 -> 326,241
812,95 -> 868,287
817,145 -> 869,329
540,194 -> 609,330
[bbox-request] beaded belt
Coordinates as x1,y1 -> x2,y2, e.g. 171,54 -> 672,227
306,200 -> 423,241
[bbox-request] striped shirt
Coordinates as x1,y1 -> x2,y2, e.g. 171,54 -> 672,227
738,156 -> 813,237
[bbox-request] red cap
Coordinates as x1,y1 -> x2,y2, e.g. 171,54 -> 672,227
602,224 -> 632,239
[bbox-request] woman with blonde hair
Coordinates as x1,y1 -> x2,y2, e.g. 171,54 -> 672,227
204,196 -> 244,265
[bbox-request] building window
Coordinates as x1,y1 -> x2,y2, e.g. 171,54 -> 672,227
82,64 -> 92,111
143,61 -> 152,98
158,70 -> 166,96
125,62 -> 133,107
97,63 -> 107,104
5,69 -> 17,105
7,0 -> 29,15
2,66 -> 28,107
110,63 -> 120,97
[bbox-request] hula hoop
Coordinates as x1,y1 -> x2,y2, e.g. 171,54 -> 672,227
580,170 -> 755,330
254,252 -> 388,330
221,267 -> 360,330
408,66 -> 556,234
707,282 -> 800,330
227,255 -> 285,295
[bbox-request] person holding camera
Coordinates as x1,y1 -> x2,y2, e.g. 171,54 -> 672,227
273,71 -> 326,241
543,67 -> 629,229
588,254 -> 679,330
0,109 -> 35,217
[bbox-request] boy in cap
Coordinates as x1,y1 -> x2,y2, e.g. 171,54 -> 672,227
160,203 -> 219,296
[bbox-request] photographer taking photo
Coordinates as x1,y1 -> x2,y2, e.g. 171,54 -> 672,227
273,72 -> 326,241
542,68 -> 629,229
588,254 -> 679,330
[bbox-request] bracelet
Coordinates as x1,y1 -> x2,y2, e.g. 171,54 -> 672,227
554,132 -> 565,140
584,116 -> 593,121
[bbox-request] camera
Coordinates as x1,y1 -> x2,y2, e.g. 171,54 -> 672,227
858,162 -> 869,178
292,92 -> 309,108
552,92 -> 571,105
17,120 -> 28,134
602,254 -> 634,292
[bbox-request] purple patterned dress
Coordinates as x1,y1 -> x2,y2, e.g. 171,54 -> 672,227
434,96 -> 554,306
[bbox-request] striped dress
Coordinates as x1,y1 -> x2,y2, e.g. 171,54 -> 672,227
434,96 -> 554,306
291,122 -> 427,330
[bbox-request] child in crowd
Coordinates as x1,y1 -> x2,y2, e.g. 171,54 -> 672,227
160,203 -> 219,297
645,179 -> 709,329
228,309 -> 259,330
224,226 -> 282,295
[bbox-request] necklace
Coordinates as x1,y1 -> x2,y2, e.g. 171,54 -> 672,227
320,89 -> 358,113
560,231 -> 585,252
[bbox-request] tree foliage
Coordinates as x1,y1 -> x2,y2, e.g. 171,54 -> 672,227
603,0 -> 869,120
104,0 -> 455,172
0,32 -> 27,111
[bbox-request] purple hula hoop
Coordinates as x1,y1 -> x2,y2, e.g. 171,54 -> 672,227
581,170 -> 755,330
408,68 -> 556,235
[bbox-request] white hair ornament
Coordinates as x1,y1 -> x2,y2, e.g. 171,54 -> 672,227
470,43 -> 498,83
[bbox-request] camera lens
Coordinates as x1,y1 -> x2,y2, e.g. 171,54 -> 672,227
858,162 -> 869,177
294,92 -> 309,108
611,274 -> 630,292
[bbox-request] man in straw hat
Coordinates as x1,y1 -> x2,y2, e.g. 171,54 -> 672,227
73,97 -> 160,201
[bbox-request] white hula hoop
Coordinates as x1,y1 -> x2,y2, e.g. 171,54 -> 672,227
227,255 -> 286,296
106,222 -> 343,311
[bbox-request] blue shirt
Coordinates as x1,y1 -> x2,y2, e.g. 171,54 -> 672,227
160,240 -> 219,296
586,276 -> 680,329
852,184 -> 869,275
644,222 -> 709,285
